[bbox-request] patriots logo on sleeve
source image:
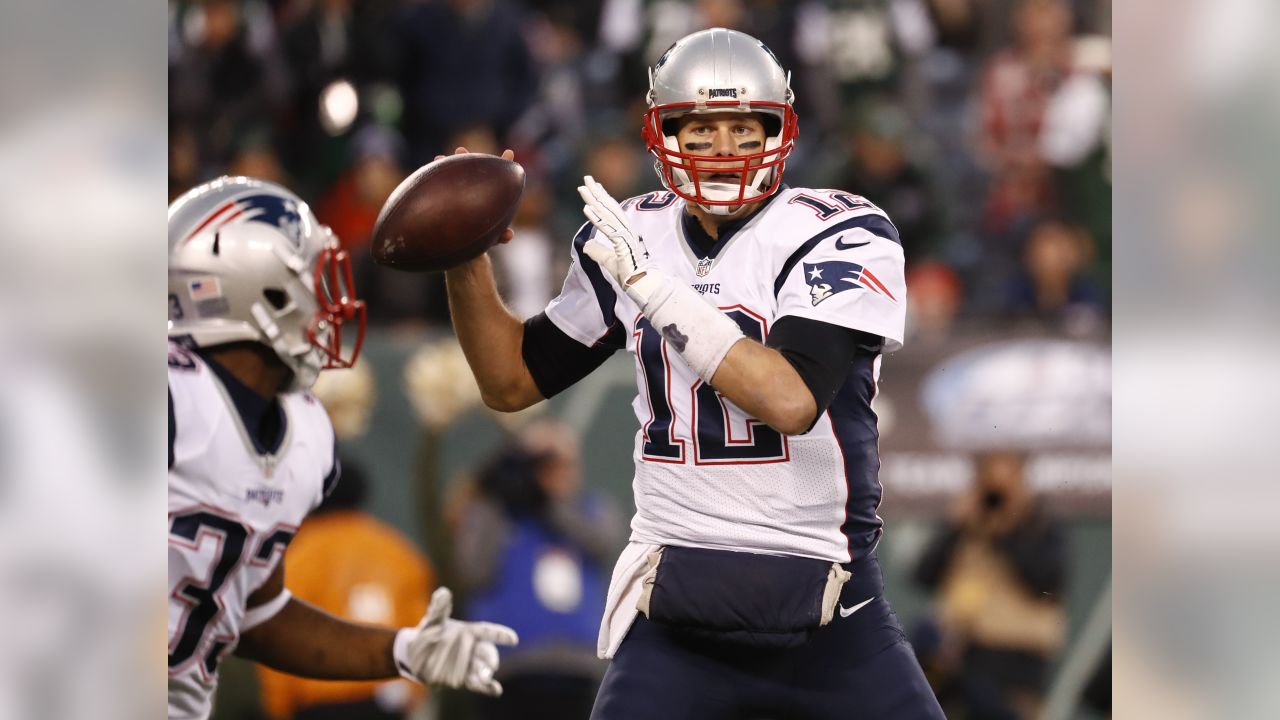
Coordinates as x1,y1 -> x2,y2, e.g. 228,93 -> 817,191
803,261 -> 897,306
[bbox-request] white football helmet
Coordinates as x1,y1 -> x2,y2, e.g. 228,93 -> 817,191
643,28 -> 799,215
168,176 -> 366,391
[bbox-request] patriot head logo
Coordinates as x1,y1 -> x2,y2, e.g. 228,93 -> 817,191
803,261 -> 897,306
239,193 -> 305,248
182,193 -> 307,249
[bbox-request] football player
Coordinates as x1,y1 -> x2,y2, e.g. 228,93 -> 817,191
168,177 -> 518,720
446,28 -> 943,720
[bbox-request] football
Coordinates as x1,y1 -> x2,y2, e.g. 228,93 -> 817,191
370,154 -> 526,272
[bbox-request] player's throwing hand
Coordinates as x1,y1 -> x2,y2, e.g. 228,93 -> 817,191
393,587 -> 519,696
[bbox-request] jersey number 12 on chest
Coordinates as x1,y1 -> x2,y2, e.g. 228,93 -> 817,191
634,308 -> 789,466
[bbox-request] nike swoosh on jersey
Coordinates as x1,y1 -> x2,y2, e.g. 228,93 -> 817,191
839,596 -> 876,618
834,236 -> 871,250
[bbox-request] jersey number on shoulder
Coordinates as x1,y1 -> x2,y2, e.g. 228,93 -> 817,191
635,308 -> 789,465
169,509 -> 294,678
635,191 -> 677,211
788,191 -> 875,220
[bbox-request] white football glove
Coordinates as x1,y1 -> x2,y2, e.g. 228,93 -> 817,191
576,175 -> 745,383
393,587 -> 518,696
577,176 -> 665,307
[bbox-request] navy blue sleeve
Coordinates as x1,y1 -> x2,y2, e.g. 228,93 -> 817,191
522,311 -> 623,399
767,316 -> 883,431
168,386 -> 176,470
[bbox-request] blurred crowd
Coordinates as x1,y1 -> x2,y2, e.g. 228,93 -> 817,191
169,0 -> 1111,338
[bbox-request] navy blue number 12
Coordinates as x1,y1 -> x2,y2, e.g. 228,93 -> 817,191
635,309 -> 787,465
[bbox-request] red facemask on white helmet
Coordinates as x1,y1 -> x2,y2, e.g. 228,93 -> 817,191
167,176 -> 366,391
643,28 -> 799,216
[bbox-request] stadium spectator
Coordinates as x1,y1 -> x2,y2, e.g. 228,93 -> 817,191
1005,216 -> 1104,333
905,260 -> 965,346
973,0 -> 1075,237
226,131 -> 292,187
913,451 -> 1068,719
492,178 -> 560,321
388,0 -> 538,166
317,125 -> 407,255
1042,35 -> 1112,286
794,0 -> 909,135
169,0 -> 292,179
508,7 -> 592,176
170,124 -> 202,200
453,420 -> 625,720
818,99 -> 945,261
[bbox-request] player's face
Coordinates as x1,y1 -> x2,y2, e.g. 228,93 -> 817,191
674,113 -> 769,184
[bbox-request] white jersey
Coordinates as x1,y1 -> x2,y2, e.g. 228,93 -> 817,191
167,342 -> 338,720
546,186 -> 906,564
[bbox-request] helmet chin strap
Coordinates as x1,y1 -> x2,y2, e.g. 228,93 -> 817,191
251,301 -> 322,391
286,357 -> 320,392
698,198 -> 751,216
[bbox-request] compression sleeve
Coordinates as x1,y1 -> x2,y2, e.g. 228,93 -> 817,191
767,315 -> 883,429
521,311 -> 623,399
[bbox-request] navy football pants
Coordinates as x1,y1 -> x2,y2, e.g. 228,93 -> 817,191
589,556 -> 945,720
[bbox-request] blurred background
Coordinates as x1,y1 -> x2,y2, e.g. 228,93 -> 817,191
167,0 -> 1113,718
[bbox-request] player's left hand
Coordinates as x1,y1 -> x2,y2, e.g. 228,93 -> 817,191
394,587 -> 519,696
578,176 -> 652,287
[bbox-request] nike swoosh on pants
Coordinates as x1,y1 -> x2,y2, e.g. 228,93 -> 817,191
838,596 -> 875,618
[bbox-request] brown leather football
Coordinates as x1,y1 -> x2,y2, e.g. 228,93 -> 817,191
371,154 -> 525,272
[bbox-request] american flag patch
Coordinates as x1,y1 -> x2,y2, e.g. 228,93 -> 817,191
188,277 -> 222,302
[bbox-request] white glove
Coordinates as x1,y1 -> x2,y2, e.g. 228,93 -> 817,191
576,175 -> 745,383
577,176 -> 667,309
393,587 -> 518,696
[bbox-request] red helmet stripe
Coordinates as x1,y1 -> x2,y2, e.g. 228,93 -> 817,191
182,201 -> 240,244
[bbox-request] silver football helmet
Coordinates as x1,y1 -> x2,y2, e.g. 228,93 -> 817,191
168,176 -> 366,391
643,28 -> 799,215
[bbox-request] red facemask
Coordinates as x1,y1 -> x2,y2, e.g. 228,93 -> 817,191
642,101 -> 799,208
307,246 -> 367,370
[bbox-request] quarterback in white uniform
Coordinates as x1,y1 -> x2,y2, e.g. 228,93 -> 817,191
168,177 -> 517,720
444,28 -> 942,720
550,183 -> 905,565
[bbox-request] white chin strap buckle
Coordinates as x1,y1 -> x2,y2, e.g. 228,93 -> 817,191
700,202 -> 748,216
682,167 -> 774,214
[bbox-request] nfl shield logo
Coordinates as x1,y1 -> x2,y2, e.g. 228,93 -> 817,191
696,258 -> 713,277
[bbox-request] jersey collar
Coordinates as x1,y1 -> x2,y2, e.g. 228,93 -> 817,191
678,184 -> 789,261
201,352 -> 289,456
